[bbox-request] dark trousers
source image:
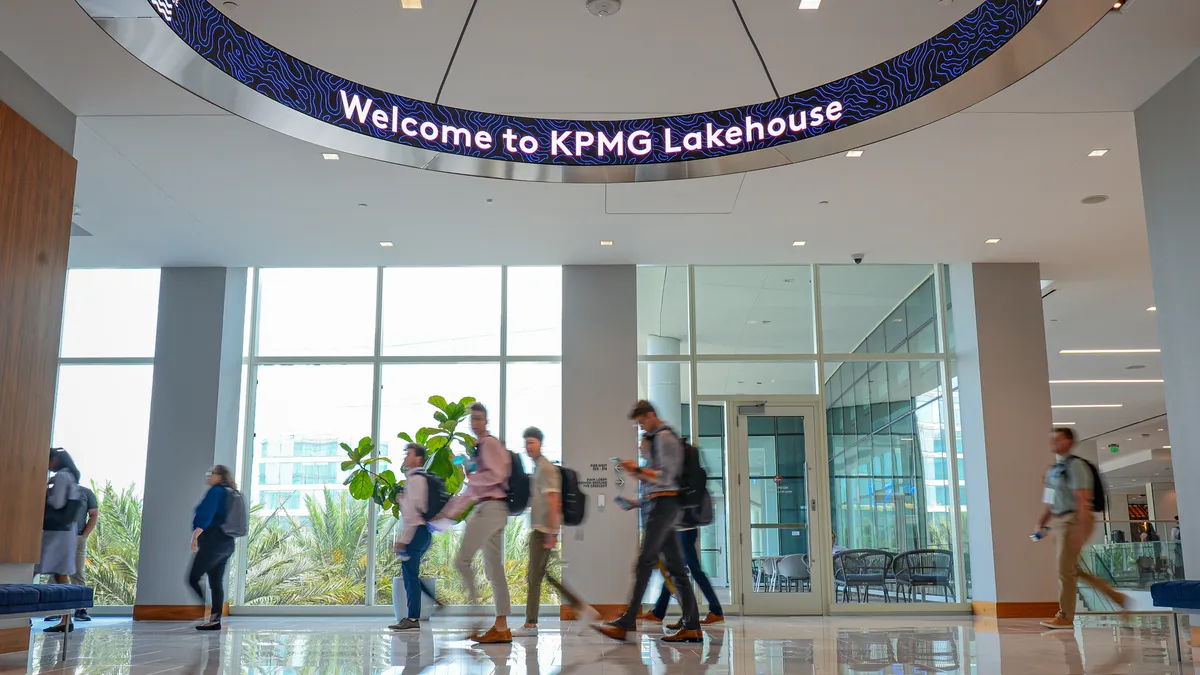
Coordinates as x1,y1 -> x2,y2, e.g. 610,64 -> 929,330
526,530 -> 586,624
653,528 -> 723,618
619,496 -> 699,630
187,528 -> 235,620
401,526 -> 435,619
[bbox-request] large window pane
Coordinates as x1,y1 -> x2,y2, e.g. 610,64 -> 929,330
819,265 -> 937,354
506,363 -> 562,465
382,267 -> 500,356
52,365 -> 153,606
696,361 -> 818,396
375,363 -> 501,604
695,266 -> 814,354
825,360 -> 955,604
507,267 -> 562,356
638,361 -> 691,431
59,270 -> 160,358
257,269 -> 377,357
638,266 -> 690,356
247,364 -> 373,606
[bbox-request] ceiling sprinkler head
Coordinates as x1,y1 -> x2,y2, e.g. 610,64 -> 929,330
586,0 -> 621,17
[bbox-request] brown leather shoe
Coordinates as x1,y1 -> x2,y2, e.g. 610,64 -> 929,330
637,610 -> 662,623
667,619 -> 683,630
661,628 -> 704,643
700,612 -> 724,625
594,622 -> 629,642
471,626 -> 513,644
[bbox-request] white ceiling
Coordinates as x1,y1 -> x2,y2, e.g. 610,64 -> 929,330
1,0 -> 1197,441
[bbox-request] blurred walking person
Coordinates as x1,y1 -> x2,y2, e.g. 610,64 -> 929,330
188,465 -> 242,631
40,449 -> 83,634
389,443 -> 442,631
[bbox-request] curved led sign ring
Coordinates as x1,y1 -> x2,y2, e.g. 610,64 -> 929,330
92,0 -> 1112,183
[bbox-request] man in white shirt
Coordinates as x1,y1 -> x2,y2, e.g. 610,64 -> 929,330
517,427 -> 593,636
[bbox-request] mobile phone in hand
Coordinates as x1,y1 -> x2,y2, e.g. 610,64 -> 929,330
614,495 -> 636,511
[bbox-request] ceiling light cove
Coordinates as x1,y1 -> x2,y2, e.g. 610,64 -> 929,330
99,0 -> 1114,182
1051,404 -> 1123,408
400,0 -> 422,7
1060,349 -> 1160,354
1050,379 -> 1164,384
1053,422 -> 1076,425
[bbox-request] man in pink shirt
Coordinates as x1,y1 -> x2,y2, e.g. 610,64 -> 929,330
441,402 -> 512,643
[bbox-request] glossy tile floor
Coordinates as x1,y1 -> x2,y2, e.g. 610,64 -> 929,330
0,614 -> 1194,674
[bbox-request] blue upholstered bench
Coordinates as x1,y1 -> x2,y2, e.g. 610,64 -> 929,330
1151,581 -> 1200,663
0,584 -> 94,659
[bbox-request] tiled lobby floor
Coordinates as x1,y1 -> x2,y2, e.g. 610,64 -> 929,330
0,614 -> 1193,674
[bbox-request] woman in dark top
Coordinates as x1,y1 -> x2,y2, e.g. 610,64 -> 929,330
188,465 -> 236,631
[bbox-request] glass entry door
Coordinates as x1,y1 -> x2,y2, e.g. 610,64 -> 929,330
733,403 -> 826,615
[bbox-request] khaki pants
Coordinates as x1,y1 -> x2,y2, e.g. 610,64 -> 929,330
69,536 -> 86,586
1051,513 -> 1122,619
454,500 -> 510,616
526,530 -> 585,624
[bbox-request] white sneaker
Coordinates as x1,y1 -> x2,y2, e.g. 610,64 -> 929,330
512,625 -> 539,637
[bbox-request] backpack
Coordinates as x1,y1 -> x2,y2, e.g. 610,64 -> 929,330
506,451 -> 531,515
412,470 -> 450,520
558,466 -> 587,526
651,428 -> 713,526
43,494 -> 84,532
1068,455 -> 1107,514
221,488 -> 250,538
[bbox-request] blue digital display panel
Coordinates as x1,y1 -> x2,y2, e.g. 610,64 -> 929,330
147,0 -> 1040,167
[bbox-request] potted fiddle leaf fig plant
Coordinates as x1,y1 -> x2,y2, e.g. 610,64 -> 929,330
341,395 -> 476,619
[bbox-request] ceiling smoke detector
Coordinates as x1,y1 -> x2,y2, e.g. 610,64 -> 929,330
586,0 -> 621,17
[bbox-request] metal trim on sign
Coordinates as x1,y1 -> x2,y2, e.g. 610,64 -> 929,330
88,0 -> 1111,182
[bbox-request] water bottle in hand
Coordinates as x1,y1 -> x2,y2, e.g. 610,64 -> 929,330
1030,528 -> 1049,542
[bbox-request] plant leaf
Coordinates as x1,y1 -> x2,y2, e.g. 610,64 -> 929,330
382,499 -> 393,511
340,460 -> 356,471
447,403 -> 465,419
419,426 -> 444,439
348,471 -> 374,500
426,436 -> 449,452
458,396 -> 476,408
339,442 -> 354,454
397,432 -> 414,443
433,411 -> 448,423
415,428 -> 431,445
428,395 -> 449,411
378,470 -> 397,487
362,456 -> 392,466
392,504 -> 401,519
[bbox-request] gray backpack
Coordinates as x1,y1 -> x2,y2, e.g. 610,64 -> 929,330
221,488 -> 249,538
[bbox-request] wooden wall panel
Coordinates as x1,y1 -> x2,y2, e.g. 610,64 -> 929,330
0,98 -> 76,563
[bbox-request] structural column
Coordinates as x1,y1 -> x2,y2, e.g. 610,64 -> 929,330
646,335 -> 683,430
133,268 -> 246,620
561,266 -> 639,619
0,53 -> 76,654
1135,56 -> 1200,576
950,263 -> 1058,618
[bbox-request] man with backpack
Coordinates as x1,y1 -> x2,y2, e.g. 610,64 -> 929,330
595,400 -> 702,644
440,402 -> 513,643
390,443 -> 444,631
516,426 -> 595,636
1036,427 -> 1128,629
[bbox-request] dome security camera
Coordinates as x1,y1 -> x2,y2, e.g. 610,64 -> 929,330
586,0 -> 621,17
852,253 -> 865,265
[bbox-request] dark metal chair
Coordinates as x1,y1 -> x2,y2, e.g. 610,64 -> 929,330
892,549 -> 954,602
834,549 -> 893,603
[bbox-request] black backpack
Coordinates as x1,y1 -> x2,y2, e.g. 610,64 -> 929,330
559,466 -> 587,526
652,428 -> 713,526
412,470 -> 450,520
1068,455 -> 1107,514
506,451 -> 531,515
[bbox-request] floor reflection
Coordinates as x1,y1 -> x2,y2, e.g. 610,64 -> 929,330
0,614 -> 1195,674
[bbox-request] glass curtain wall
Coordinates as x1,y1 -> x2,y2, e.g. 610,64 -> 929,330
235,267 -> 562,608
637,264 -> 966,608
53,269 -> 161,605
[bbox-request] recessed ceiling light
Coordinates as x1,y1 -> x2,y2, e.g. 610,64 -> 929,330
1127,438 -> 1133,441
985,238 -> 1001,244
322,153 -> 339,160
846,150 -> 864,158
1053,422 -> 1076,426
401,0 -> 423,7
1050,379 -> 1164,384
798,0 -> 821,8
1081,195 -> 1109,205
379,241 -> 394,247
792,241 -> 807,247
1164,445 -> 1171,449
1060,349 -> 1160,354
1147,306 -> 1157,312
1158,428 -> 1164,432
486,198 -> 494,204
600,240 -> 614,246
1088,149 -> 1109,157
1051,404 -> 1123,409
1112,1 -> 1123,8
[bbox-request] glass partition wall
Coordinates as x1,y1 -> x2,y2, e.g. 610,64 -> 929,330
638,264 -> 967,613
232,267 -> 562,609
